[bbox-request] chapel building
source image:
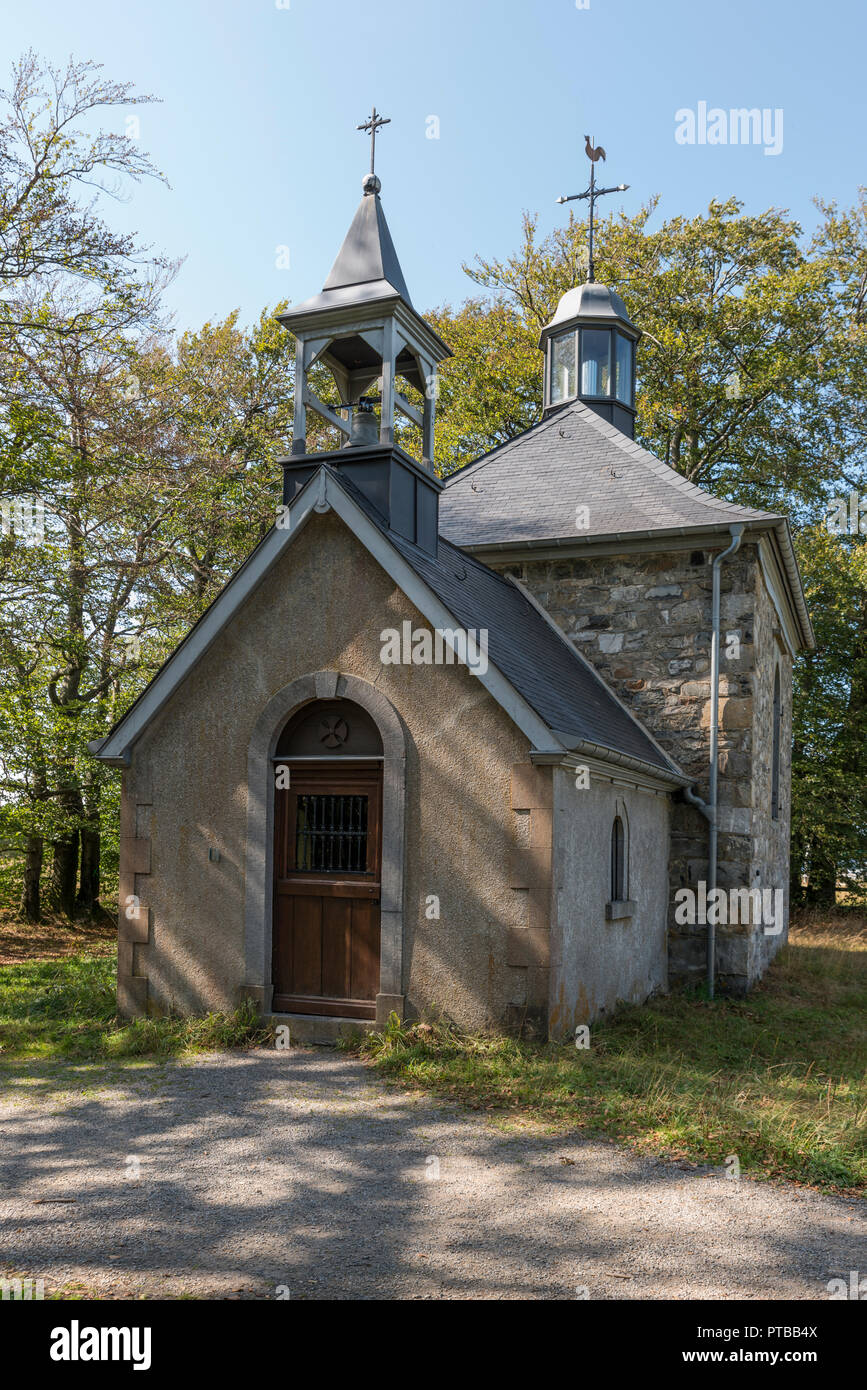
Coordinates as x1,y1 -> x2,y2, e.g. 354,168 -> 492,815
91,165 -> 812,1040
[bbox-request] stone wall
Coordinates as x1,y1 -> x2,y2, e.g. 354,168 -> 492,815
495,541 -> 792,992
744,567 -> 792,980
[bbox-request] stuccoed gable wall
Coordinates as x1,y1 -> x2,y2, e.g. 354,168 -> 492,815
115,510 -> 552,1031
549,769 -> 670,1040
494,541 -> 792,992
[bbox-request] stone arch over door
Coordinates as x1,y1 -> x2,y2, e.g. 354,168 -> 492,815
243,671 -> 407,1022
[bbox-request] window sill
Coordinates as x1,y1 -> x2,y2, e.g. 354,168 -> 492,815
606,900 -> 635,922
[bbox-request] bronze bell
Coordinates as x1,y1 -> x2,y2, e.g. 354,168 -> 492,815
347,398 -> 380,448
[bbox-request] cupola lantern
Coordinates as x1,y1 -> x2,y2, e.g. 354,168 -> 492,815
539,282 -> 640,436
546,133 -> 638,436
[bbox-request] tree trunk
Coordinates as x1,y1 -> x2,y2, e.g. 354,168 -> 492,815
805,853 -> 838,908
76,825 -> 101,917
49,830 -> 79,918
789,834 -> 805,908
20,832 -> 43,922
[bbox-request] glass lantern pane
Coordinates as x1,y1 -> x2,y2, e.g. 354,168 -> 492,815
615,333 -> 634,405
551,332 -> 577,403
580,329 -> 611,397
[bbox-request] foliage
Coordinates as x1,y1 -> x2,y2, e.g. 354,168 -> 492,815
791,526 -> 867,902
0,50 -> 167,336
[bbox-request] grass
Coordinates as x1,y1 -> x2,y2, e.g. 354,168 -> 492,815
345,916 -> 867,1194
0,949 -> 272,1063
1,913 -> 864,1192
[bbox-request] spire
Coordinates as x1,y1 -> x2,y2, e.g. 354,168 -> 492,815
322,184 -> 413,305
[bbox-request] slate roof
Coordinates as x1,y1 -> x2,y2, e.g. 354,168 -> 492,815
439,398 -> 814,649
333,469 -> 684,781
440,398 -> 780,546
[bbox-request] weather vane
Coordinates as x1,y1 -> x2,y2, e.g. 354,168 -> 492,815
357,105 -> 391,186
556,135 -> 629,283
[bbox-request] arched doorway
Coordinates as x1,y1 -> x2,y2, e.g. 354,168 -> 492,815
271,699 -> 384,1018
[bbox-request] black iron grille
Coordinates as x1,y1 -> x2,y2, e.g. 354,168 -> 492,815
295,795 -> 369,873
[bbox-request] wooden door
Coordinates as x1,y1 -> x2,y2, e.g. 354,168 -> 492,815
272,762 -> 382,1018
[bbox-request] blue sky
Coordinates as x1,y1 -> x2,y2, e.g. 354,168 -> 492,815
9,0 -> 865,333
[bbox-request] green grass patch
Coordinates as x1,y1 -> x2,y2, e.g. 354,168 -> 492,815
0,950 -> 272,1063
346,923 -> 867,1193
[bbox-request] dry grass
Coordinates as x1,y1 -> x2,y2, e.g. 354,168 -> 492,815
0,906 -> 116,965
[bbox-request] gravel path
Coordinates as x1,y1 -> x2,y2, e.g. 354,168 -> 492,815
0,1047 -> 864,1300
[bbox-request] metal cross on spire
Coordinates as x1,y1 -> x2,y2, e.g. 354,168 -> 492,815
556,135 -> 629,283
357,105 -> 391,178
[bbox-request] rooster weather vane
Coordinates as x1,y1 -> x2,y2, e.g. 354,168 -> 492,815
557,135 -> 629,283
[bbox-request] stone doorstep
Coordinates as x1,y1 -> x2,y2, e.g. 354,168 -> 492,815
268,1012 -> 377,1046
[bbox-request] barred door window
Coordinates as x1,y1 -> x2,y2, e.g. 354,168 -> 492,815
295,794 -> 369,873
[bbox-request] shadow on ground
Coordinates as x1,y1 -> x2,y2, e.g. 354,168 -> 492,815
0,1048 -> 864,1300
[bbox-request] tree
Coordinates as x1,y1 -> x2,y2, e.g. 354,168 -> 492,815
790,191 -> 867,903
426,298 -> 540,473
451,199 -> 836,511
791,526 -> 867,905
0,270 -> 172,916
0,51 -> 166,342
0,290 -> 296,919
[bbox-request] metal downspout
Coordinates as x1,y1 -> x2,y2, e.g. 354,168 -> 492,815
706,523 -> 745,998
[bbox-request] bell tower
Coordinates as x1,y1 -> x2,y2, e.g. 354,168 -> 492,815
277,111 -> 450,555
278,108 -> 450,472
